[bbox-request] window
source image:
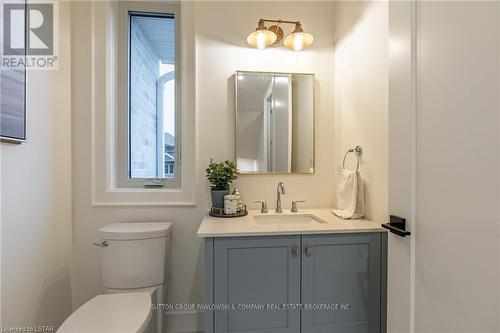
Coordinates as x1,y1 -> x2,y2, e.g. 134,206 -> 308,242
127,11 -> 179,186
92,2 -> 195,205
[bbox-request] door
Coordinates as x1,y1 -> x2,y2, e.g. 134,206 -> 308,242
214,236 -> 301,333
301,233 -> 384,333
388,1 -> 415,332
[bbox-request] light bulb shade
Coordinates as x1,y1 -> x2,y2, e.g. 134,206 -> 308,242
247,29 -> 277,49
284,31 -> 314,51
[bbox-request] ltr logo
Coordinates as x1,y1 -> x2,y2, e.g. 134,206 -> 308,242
3,3 -> 53,56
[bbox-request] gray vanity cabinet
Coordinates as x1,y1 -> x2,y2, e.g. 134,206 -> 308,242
301,233 -> 385,333
204,233 -> 387,333
211,236 -> 301,333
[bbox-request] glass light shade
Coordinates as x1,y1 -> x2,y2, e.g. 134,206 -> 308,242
283,32 -> 314,51
247,29 -> 277,49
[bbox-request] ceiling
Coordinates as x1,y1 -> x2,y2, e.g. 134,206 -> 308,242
133,15 -> 175,64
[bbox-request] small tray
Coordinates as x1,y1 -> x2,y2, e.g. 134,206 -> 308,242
209,205 -> 248,218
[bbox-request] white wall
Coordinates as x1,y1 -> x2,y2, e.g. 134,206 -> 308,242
415,2 -> 500,331
332,1 -> 389,223
291,75 -> 314,172
0,1 -> 73,328
197,1 -> 336,206
70,1 -> 335,331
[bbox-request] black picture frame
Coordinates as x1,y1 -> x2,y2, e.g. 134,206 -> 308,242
1,1 -> 27,143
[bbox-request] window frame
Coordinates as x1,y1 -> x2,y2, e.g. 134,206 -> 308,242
90,1 -> 195,206
118,3 -> 181,189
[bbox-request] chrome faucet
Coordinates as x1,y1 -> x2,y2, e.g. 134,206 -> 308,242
276,182 -> 286,213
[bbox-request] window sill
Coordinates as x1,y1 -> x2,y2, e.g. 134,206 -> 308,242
91,200 -> 196,207
92,179 -> 196,207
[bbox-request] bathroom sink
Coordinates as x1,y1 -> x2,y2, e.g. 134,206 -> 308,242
252,214 -> 325,225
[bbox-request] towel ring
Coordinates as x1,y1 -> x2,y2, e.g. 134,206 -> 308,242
342,146 -> 363,171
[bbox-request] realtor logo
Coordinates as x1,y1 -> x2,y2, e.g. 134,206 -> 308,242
4,3 -> 53,55
2,2 -> 58,70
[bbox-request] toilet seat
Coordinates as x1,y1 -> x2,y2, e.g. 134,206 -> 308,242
57,292 -> 152,333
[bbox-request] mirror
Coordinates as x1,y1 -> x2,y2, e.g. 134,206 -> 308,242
235,71 -> 314,174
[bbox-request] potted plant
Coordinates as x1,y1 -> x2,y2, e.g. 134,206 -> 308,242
206,159 -> 239,209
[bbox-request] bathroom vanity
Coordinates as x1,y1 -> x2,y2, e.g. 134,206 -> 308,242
197,210 -> 387,333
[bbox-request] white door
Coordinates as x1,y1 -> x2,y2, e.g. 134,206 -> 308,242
388,3 -> 500,332
413,2 -> 499,331
387,1 -> 415,332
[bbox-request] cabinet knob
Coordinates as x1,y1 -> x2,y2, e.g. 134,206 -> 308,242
305,245 -> 314,257
291,246 -> 300,257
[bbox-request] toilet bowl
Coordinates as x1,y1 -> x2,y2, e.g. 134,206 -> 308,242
59,222 -> 171,333
57,292 -> 152,333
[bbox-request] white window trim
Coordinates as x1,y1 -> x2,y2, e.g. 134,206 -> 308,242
90,1 -> 196,206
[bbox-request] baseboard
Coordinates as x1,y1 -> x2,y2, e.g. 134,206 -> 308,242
164,310 -> 204,333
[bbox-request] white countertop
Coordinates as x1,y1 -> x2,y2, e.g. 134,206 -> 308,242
197,209 -> 386,238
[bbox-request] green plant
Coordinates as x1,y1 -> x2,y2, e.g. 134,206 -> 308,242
205,159 -> 238,190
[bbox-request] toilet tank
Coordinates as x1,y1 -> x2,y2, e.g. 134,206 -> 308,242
97,222 -> 172,289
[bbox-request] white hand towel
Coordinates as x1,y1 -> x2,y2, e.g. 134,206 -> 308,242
333,168 -> 365,219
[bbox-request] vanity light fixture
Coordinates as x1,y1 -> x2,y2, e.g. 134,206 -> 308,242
247,19 -> 314,51
283,22 -> 314,51
246,19 -> 278,50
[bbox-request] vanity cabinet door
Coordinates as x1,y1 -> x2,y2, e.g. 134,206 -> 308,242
214,236 -> 301,333
301,233 -> 384,333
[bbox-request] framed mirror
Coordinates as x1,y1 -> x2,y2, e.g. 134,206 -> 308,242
235,71 -> 314,174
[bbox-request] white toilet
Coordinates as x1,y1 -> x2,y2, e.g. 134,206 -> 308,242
58,222 -> 172,333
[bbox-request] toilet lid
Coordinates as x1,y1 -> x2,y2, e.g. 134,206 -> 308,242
58,292 -> 152,333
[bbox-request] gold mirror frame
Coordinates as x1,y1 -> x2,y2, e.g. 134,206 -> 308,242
234,70 -> 316,175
